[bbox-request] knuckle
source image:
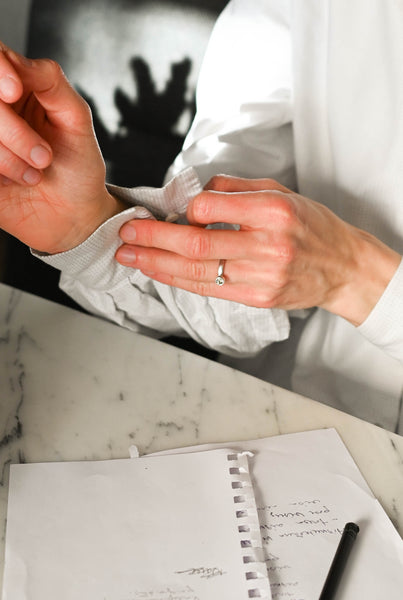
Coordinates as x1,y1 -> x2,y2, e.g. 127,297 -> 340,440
37,58 -> 65,90
191,280 -> 210,297
77,96 -> 93,123
69,97 -> 94,130
5,125 -> 25,149
276,198 -> 296,224
138,222 -> 155,247
258,196 -> 297,233
0,152 -> 16,173
192,195 -> 215,221
249,289 -> 276,309
42,58 -> 63,78
271,269 -> 289,290
37,59 -> 66,97
185,230 -> 210,259
136,249 -> 154,270
187,260 -> 208,281
275,240 -> 297,263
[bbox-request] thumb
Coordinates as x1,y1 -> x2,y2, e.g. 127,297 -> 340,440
8,50 -> 90,131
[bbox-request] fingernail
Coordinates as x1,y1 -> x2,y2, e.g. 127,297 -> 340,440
0,75 -> 19,100
23,167 -> 41,185
117,246 -> 137,264
30,145 -> 51,168
120,224 -> 137,243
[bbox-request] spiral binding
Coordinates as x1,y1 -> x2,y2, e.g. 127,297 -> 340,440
227,452 -> 271,599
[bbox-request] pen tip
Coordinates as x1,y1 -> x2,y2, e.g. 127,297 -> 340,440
345,522 -> 360,535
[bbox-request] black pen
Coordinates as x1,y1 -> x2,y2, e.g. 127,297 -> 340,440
318,522 -> 360,600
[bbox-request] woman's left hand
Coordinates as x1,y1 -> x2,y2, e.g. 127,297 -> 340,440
116,175 -> 401,326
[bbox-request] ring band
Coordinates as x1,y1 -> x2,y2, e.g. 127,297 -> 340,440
215,259 -> 226,286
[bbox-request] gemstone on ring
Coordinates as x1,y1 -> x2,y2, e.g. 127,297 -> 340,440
215,260 -> 226,286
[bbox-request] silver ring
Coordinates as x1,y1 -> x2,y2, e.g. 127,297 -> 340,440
215,259 -> 226,286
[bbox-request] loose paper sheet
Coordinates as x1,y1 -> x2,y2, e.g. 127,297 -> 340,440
151,429 -> 403,600
2,449 -> 270,600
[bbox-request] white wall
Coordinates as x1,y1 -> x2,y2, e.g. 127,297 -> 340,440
0,0 -> 32,52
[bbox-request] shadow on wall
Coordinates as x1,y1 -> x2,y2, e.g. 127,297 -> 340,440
79,55 -> 196,188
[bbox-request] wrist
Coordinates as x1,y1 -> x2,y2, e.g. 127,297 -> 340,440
97,189 -> 130,228
322,226 -> 401,326
47,189 -> 129,255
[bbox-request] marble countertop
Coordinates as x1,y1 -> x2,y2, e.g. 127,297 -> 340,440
1,282 -> 403,588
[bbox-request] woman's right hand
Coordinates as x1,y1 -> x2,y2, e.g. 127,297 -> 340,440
0,43 -> 124,254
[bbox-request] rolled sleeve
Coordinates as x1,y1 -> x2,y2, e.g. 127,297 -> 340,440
358,257 -> 403,363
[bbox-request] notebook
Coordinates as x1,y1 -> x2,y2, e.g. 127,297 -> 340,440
1,448 -> 270,600
150,428 -> 403,599
2,429 -> 403,600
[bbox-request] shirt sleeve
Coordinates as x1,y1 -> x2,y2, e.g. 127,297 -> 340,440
165,0 -> 296,187
33,168 -> 290,356
357,257 -> 403,363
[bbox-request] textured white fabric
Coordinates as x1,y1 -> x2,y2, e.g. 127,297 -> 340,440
168,0 -> 403,431
35,0 -> 403,431
358,259 -> 403,362
35,167 -> 289,354
165,0 -> 296,189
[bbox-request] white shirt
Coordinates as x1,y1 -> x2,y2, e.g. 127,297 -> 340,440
37,0 -> 403,432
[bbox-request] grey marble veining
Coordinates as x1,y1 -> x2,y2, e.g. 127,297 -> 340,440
1,282 -> 403,589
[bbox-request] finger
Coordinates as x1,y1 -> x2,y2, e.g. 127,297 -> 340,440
0,140 -> 42,185
187,188 -> 294,229
137,270 -> 269,308
119,219 -> 256,260
9,55 -> 91,131
1,45 -> 89,133
116,245 -> 273,288
187,174 -> 292,227
0,45 -> 23,102
0,47 -> 53,170
0,100 -> 52,170
204,174 -> 292,194
116,245 -> 226,283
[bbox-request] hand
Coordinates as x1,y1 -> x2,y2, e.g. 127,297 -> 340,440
0,43 -> 124,254
116,174 -> 401,326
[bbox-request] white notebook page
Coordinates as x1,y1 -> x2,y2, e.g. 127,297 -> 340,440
2,449 -> 270,600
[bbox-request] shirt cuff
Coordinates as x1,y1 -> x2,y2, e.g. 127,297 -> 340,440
358,256 -> 403,362
32,167 -> 203,291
